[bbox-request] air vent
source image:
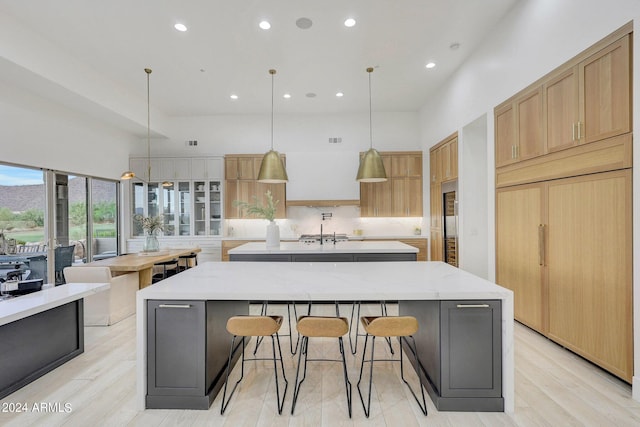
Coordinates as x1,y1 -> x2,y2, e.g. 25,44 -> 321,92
328,137 -> 342,144
186,140 -> 198,147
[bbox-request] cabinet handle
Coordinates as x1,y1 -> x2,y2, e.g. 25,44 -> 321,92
158,304 -> 192,309
456,304 -> 490,308
577,121 -> 582,140
572,123 -> 576,141
538,224 -> 545,266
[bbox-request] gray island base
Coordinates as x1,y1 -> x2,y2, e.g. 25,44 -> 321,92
136,261 -> 514,413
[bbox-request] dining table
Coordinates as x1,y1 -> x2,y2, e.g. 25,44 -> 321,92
82,248 -> 201,289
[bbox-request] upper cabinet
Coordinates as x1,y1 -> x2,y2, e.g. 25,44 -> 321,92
429,134 -> 458,183
360,152 -> 422,218
497,31 -> 631,169
224,154 -> 286,219
191,158 -> 223,180
129,157 -> 223,181
495,86 -> 544,167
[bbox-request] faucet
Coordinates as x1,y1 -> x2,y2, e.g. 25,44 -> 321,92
332,232 -> 336,245
320,223 -> 323,245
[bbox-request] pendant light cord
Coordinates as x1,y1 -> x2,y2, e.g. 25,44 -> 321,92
367,67 -> 373,149
269,69 -> 276,150
145,68 -> 152,180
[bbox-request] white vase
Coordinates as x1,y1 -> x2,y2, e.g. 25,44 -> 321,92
266,221 -> 280,248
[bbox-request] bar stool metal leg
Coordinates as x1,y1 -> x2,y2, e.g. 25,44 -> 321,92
253,302 -> 300,355
349,301 -> 394,355
356,333 -> 427,417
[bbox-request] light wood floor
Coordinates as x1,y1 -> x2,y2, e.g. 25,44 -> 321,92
1,303 -> 639,426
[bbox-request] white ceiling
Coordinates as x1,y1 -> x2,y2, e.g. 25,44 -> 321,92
1,0 -> 518,118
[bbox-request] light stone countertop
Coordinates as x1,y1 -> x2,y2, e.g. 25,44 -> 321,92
0,282 -> 110,326
228,240 -> 419,255
137,261 -> 509,302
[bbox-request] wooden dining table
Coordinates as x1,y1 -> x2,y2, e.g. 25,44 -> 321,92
83,248 -> 201,289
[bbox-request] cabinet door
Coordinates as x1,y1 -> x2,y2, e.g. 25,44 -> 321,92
430,184 -> 441,229
173,159 -> 191,180
224,180 -> 239,218
449,138 -> 457,179
237,157 -> 256,180
516,86 -> 544,162
391,154 -> 422,178
392,178 -> 422,217
224,158 -> 239,180
440,144 -> 451,181
430,228 -> 443,261
147,300 -> 205,396
547,170 -> 632,381
545,67 -> 579,153
495,103 -> 516,167
580,35 -> 631,144
359,155 -> 392,217
496,184 -> 545,331
236,180 -> 258,218
192,158 -> 223,180
359,182 -> 375,217
429,149 -> 439,185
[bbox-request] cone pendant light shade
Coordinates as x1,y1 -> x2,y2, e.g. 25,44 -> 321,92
356,148 -> 387,182
258,69 -> 288,183
357,67 -> 387,182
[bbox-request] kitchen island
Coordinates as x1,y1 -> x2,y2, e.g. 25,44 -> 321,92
228,240 -> 419,262
0,282 -> 109,399
136,261 -> 514,412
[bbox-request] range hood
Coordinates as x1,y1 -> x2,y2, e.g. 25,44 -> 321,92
285,152 -> 360,206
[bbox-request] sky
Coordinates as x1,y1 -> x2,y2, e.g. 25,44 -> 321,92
0,165 -> 44,186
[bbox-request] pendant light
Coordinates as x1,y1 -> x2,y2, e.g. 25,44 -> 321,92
356,67 -> 387,182
257,69 -> 288,183
121,68 -> 172,187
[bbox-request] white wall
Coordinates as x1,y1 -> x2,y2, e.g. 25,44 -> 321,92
416,0 -> 640,398
0,79 -> 135,179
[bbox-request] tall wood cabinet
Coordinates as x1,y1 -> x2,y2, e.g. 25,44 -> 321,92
224,154 -> 286,219
359,152 -> 422,218
429,134 -> 457,261
494,23 -> 633,382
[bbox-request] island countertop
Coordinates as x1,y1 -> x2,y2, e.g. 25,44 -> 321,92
228,240 -> 419,255
0,282 -> 109,326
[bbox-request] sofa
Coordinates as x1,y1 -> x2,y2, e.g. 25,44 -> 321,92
63,266 -> 137,326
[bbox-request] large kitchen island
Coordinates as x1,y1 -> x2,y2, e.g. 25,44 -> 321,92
136,261 -> 514,413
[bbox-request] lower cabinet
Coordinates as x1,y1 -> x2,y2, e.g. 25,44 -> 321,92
400,299 -> 503,411
146,299 -> 247,409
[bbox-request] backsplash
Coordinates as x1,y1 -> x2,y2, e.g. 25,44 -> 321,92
225,206 -> 424,239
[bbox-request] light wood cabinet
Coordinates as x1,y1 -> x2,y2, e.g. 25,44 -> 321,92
495,170 -> 632,382
224,154 -> 286,219
429,134 -> 457,261
496,184 -> 545,331
360,153 -> 421,218
545,67 -> 579,153
495,86 -> 544,167
546,170 -> 632,381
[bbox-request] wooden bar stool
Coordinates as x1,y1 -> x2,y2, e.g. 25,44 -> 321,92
356,315 -> 427,417
220,315 -> 288,415
291,316 -> 352,418
349,301 -> 394,355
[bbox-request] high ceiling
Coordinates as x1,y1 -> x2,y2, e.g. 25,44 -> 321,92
1,0 -> 518,117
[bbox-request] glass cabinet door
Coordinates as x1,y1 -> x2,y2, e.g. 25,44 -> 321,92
132,182 -> 145,236
194,181 -> 207,236
148,183 -> 160,219
162,184 -> 175,236
177,181 -> 191,236
209,181 -> 222,235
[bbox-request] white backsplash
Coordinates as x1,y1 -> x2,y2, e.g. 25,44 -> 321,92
225,206 -> 424,239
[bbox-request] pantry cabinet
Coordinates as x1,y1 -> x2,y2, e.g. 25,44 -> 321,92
429,134 -> 457,261
224,154 -> 286,219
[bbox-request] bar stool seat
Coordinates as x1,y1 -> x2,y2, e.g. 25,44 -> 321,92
178,252 -> 198,272
220,315 -> 288,415
357,315 -> 427,417
152,259 -> 178,283
291,316 -> 352,418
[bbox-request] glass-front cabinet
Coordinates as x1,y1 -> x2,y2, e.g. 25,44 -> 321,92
193,180 -> 222,236
131,180 -> 222,237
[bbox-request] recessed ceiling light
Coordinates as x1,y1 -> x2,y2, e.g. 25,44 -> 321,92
305,92 -> 317,98
174,23 -> 187,32
336,92 -> 344,97
259,20 -> 271,30
426,62 -> 436,69
344,18 -> 356,27
230,94 -> 238,100
283,93 -> 291,99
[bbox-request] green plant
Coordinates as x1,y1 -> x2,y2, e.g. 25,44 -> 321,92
133,214 -> 164,234
234,190 -> 279,222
